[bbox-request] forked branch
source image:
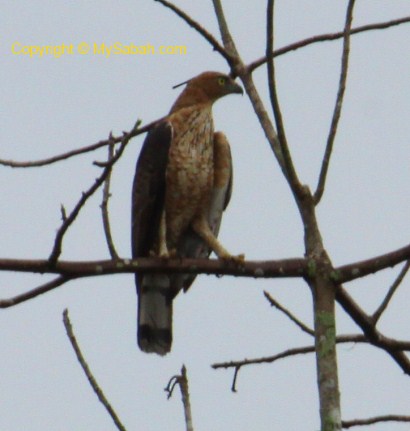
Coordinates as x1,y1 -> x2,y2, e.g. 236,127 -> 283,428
165,365 -> 194,431
48,125 -> 138,265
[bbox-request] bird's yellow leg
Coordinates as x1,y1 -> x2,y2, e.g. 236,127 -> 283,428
154,211 -> 177,258
158,211 -> 170,258
192,216 -> 244,263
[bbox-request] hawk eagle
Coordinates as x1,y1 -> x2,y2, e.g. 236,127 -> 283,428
132,71 -> 243,355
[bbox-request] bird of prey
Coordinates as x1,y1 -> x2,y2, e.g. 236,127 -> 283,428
131,71 -> 243,355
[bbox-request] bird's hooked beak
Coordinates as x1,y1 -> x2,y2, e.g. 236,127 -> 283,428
229,80 -> 244,95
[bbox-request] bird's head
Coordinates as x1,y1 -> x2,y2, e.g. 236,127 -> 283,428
170,71 -> 243,113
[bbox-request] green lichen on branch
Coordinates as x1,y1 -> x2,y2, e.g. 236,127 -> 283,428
307,259 -> 317,278
316,311 -> 337,357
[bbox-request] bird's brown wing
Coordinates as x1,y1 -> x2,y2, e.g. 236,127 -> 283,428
131,121 -> 172,292
176,132 -> 233,293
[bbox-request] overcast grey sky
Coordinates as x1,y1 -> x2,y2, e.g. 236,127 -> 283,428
1,1 -> 410,430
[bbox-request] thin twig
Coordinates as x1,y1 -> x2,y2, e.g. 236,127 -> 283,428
63,309 -> 127,431
238,72 -> 288,172
231,366 -> 240,392
100,136 -> 119,259
60,205 -> 67,221
213,335 -> 366,391
248,16 -> 410,73
342,414 -> 410,429
0,118 -> 157,168
0,139 -> 119,168
213,345 -> 315,371
266,0 -> 302,195
314,0 -> 356,204
154,0 -> 231,64
213,336 -> 366,371
372,260 -> 410,324
165,365 -> 194,431
179,366 -> 194,431
263,291 -> 314,336
211,0 -> 238,57
0,276 -> 72,308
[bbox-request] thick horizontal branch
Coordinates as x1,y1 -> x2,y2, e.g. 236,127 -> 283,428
335,242 -> 410,283
0,257 -> 307,278
1,242 -> 410,281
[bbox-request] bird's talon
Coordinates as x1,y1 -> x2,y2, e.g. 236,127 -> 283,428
236,253 -> 245,263
219,253 -> 245,265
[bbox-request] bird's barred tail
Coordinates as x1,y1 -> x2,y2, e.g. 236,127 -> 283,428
137,274 -> 172,355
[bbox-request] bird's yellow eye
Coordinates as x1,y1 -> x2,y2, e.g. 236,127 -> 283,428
218,77 -> 226,86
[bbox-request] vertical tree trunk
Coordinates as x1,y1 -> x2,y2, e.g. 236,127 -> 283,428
301,191 -> 341,431
311,273 -> 341,430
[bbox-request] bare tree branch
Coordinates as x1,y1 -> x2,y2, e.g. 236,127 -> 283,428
100,137 -> 120,260
266,0 -> 302,195
1,240 -> 409,287
211,0 -> 239,58
336,286 -> 410,374
213,334 -> 366,392
335,242 -> 410,283
372,260 -> 410,324
154,0 -> 231,64
213,345 -> 315,392
248,16 -> 410,73
164,365 -> 194,431
48,129 -> 134,265
0,118 -> 158,168
210,0 -> 291,182
314,0 -> 355,204
0,276 -> 72,308
213,345 -> 316,370
264,291 -> 314,336
342,414 -> 410,429
62,309 -> 127,431
0,256 -> 307,278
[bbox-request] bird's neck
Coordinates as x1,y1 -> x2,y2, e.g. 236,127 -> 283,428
169,86 -> 214,114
